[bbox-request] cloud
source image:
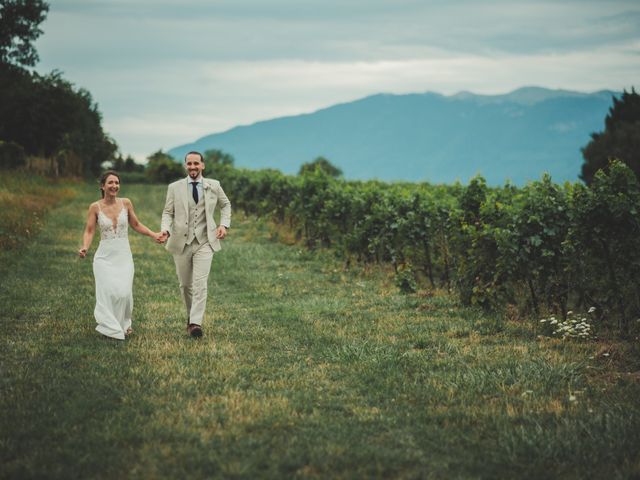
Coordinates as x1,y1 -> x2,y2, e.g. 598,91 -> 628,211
34,1 -> 640,159
93,43 -> 635,160
40,0 -> 640,63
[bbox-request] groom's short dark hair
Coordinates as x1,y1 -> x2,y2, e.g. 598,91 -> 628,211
184,151 -> 204,162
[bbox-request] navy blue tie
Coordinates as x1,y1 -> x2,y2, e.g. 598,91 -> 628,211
191,181 -> 199,204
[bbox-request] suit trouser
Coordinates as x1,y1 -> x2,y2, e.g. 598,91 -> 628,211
172,238 -> 214,326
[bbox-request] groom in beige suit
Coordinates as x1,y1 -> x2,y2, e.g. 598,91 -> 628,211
160,151 -> 232,338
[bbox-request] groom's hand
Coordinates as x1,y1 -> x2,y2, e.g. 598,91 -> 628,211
216,226 -> 227,239
156,231 -> 169,244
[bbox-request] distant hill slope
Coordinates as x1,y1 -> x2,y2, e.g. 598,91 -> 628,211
168,87 -> 616,185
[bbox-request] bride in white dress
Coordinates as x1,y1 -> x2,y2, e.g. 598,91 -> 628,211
79,171 -> 162,340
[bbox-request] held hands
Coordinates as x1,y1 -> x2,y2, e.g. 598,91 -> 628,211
155,231 -> 169,244
78,247 -> 88,258
151,229 -> 223,243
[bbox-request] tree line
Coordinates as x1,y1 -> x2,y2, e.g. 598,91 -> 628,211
0,0 -> 116,176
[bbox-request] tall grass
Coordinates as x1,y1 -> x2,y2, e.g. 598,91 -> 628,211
0,171 -> 77,250
0,180 -> 639,479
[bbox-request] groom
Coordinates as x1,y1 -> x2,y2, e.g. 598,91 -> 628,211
159,151 -> 232,338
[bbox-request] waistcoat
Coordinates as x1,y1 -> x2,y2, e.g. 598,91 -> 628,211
186,192 -> 207,245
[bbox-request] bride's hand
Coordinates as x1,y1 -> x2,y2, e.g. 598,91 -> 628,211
78,248 -> 87,258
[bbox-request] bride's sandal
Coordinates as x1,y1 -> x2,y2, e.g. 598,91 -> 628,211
125,327 -> 133,336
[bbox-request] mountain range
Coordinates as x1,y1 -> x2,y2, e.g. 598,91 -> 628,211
168,87 -> 617,185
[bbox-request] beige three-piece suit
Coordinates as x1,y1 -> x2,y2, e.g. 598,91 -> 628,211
161,177 -> 232,326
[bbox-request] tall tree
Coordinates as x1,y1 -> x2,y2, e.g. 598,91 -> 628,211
0,67 -> 117,175
0,0 -> 48,68
580,88 -> 640,184
203,149 -> 235,166
299,156 -> 343,177
0,1 -> 118,176
202,149 -> 235,178
145,150 -> 184,183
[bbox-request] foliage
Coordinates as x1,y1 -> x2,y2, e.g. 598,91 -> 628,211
106,155 -> 148,183
111,154 -> 144,173
567,160 -> 640,335
0,64 -> 117,176
0,139 -> 26,169
203,148 -> 235,166
0,0 -> 48,67
217,160 -> 640,336
394,263 -> 417,293
117,171 -> 148,184
298,156 -> 343,177
581,88 -> 640,184
539,307 -> 595,339
144,149 -> 184,183
0,1 -> 117,177
203,148 -> 235,179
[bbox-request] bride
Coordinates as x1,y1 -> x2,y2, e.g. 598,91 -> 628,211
79,171 -> 162,340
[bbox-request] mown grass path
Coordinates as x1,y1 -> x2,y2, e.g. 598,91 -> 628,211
1,183 -> 639,479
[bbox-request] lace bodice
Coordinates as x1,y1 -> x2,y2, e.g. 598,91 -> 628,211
97,201 -> 129,240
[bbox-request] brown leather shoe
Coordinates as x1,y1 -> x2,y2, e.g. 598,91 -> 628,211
187,323 -> 203,338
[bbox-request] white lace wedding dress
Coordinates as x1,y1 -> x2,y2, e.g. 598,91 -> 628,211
93,200 -> 134,339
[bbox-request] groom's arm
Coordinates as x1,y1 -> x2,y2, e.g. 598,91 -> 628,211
160,183 -> 175,237
217,182 -> 231,229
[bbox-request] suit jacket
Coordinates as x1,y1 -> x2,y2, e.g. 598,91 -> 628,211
161,177 -> 232,255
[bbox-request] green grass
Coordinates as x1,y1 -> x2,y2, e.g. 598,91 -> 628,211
1,181 -> 639,479
0,171 -> 77,250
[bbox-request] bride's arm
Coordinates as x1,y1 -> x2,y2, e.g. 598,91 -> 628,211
79,203 -> 98,257
124,198 -> 161,241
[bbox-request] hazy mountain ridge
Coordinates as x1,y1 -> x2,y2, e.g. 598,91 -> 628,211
169,87 -> 617,184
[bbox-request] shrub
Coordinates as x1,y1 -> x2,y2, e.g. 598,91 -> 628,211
0,140 -> 27,170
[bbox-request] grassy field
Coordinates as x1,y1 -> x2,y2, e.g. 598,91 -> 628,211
1,179 -> 639,479
0,172 -> 77,250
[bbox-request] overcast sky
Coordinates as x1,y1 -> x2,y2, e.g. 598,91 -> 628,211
34,0 -> 640,161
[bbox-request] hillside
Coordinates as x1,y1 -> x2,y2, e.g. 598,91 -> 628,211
169,87 -> 616,185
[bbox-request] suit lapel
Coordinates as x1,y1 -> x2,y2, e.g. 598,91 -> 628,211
181,178 -> 190,213
202,179 -> 208,206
